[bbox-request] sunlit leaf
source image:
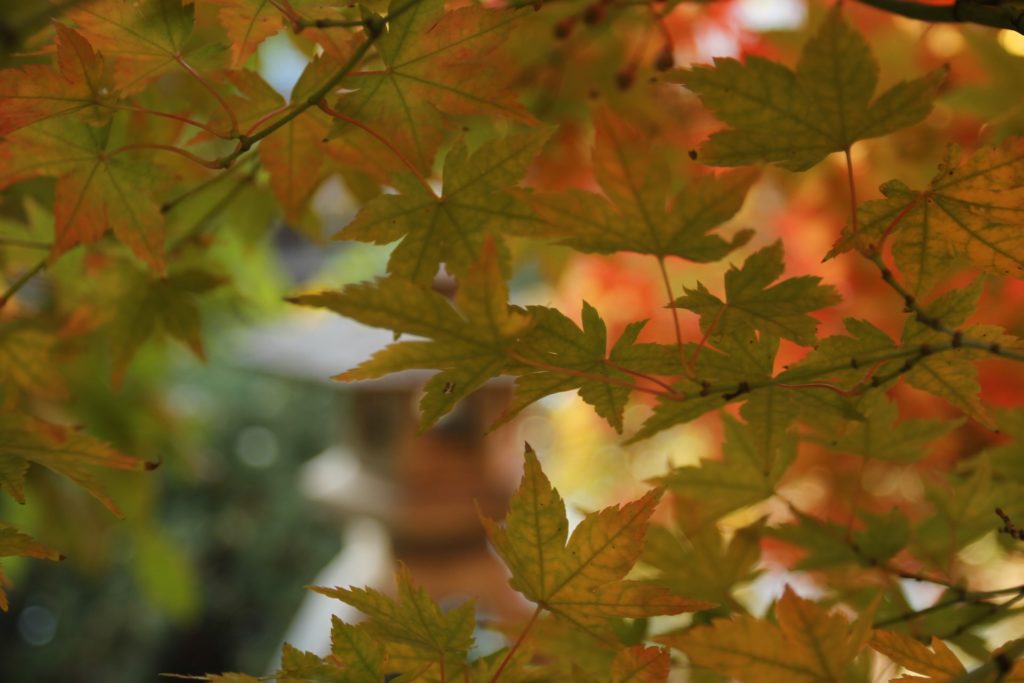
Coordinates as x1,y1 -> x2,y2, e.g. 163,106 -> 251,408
675,6 -> 943,170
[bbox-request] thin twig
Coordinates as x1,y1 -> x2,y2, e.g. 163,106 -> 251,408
0,257 -> 46,309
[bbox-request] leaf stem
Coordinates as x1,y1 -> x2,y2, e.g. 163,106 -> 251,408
317,101 -> 435,195
657,257 -> 688,376
0,257 -> 46,309
160,155 -> 257,214
167,163 -> 261,254
604,359 -> 678,394
176,56 -> 239,136
508,349 -> 683,399
104,103 -> 233,139
106,143 -> 224,170
489,605 -> 541,683
844,147 -> 859,238
873,585 -> 1024,629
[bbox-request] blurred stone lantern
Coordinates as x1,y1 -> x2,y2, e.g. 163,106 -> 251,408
236,278 -> 532,655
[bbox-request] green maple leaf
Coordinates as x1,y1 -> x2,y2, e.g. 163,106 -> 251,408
824,392 -> 960,463
0,24 -> 117,136
777,318 -> 897,391
108,266 -> 224,386
674,241 -> 840,347
674,6 -> 944,171
654,414 -> 792,530
313,567 -> 475,672
643,516 -> 763,609
329,0 -> 532,173
481,446 -> 712,641
0,412 -> 148,517
503,303 -> 676,433
339,129 -> 548,285
519,117 -> 756,262
0,115 -> 171,271
288,243 -> 534,427
0,322 -> 67,400
832,141 -> 1024,295
329,618 -> 385,683
900,280 -> 1022,428
0,524 -> 61,611
767,508 -> 909,571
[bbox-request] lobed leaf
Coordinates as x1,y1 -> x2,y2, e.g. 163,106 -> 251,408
675,6 -> 943,171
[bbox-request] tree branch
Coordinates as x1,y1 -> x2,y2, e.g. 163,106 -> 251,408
856,0 -> 1024,34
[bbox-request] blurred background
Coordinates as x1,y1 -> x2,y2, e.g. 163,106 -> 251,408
4,0 -> 1024,680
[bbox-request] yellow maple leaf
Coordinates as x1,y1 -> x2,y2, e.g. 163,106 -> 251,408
481,445 -> 712,641
660,586 -> 874,682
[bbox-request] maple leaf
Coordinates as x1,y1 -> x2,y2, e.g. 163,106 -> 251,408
275,643 -> 346,683
0,322 -> 67,400
675,6 -> 944,171
0,524 -> 61,611
643,517 -> 763,610
288,242 -> 534,427
503,304 -> 677,433
0,115 -> 171,271
0,24 -> 116,136
660,586 -> 875,682
312,566 -> 475,672
339,129 -> 548,285
0,412 -> 148,517
610,645 -> 671,683
674,241 -> 840,347
257,55 -> 335,229
68,0 -> 221,94
518,117 -> 757,262
833,141 -> 1024,295
328,618 -> 385,683
481,446 -> 713,640
108,266 -> 224,386
900,281 -> 1022,428
824,393 -> 960,463
870,630 -> 967,682
654,414 -> 791,530
206,0 -> 321,68
328,0 -> 531,173
767,508 -> 909,571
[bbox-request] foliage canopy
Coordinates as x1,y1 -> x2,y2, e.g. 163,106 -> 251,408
3,0 -> 1024,680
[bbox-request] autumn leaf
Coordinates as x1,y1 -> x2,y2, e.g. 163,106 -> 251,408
825,393 -> 960,463
643,517 -> 763,609
834,141 -> 1024,295
661,586 -> 875,682
674,241 -> 840,347
328,0 -> 531,173
518,117 -> 757,262
675,6 -> 944,171
69,0 -> 221,94
767,508 -> 909,571
481,446 -> 713,640
0,412 -> 148,517
0,524 -> 61,611
0,24 -> 116,136
502,303 -> 677,433
0,115 -> 171,271
610,645 -> 671,683
108,266 -> 224,386
870,630 -> 967,682
654,414 -> 792,530
339,129 -> 549,285
288,241 -> 534,427
0,322 -> 67,400
312,566 -> 475,672
328,618 -> 385,683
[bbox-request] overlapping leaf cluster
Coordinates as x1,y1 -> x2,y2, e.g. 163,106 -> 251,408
3,0 -> 1024,680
